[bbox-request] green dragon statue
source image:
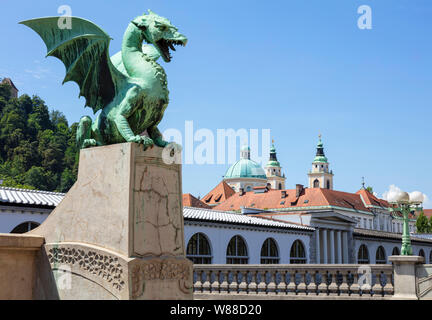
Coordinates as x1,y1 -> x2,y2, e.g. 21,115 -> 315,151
20,10 -> 187,150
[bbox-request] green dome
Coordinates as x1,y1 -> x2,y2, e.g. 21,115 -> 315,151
313,137 -> 328,163
266,143 -> 280,167
313,155 -> 328,163
267,160 -> 280,167
224,159 -> 267,180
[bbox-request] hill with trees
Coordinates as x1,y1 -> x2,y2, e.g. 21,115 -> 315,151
0,80 -> 78,192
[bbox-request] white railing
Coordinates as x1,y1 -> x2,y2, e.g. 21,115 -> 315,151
193,264 -> 394,299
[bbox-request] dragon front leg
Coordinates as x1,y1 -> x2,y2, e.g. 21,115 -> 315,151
148,126 -> 183,156
77,116 -> 97,149
115,87 -> 154,150
148,126 -> 169,147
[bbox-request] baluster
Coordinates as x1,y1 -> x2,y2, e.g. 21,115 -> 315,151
328,271 -> 338,296
339,270 -> 350,297
371,271 -> 382,297
276,270 -> 287,295
229,270 -> 239,294
211,270 -> 220,293
313,270 -> 321,295
248,270 -> 258,294
193,270 -> 203,293
350,271 -> 360,297
287,270 -> 297,295
238,270 -> 248,294
317,270 -> 327,296
360,270 -> 371,297
219,270 -> 229,294
267,269 -> 277,295
383,270 -> 394,296
257,270 -> 267,294
297,270 -> 307,296
202,270 -> 211,293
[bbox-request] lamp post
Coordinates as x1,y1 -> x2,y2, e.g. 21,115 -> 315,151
389,191 -> 424,256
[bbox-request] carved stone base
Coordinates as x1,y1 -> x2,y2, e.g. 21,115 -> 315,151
30,143 -> 192,299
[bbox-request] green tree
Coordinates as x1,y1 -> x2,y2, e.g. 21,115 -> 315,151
416,211 -> 430,233
0,86 -> 79,192
0,82 -> 11,101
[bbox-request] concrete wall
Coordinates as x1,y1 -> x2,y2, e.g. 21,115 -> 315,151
0,233 -> 44,299
0,206 -> 50,233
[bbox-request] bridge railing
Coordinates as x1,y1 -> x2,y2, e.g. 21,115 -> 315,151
193,264 -> 394,299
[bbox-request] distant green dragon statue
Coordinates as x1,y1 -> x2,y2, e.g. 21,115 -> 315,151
21,10 -> 187,150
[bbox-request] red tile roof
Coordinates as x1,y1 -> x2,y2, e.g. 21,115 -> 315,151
214,187 -> 389,213
202,181 -> 235,206
356,189 -> 390,208
422,209 -> 432,218
182,193 -> 211,209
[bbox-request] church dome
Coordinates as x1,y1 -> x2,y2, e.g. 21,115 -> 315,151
224,159 -> 267,179
224,145 -> 267,180
313,137 -> 328,163
266,144 -> 281,167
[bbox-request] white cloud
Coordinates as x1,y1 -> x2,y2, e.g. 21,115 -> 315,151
25,66 -> 51,79
382,185 -> 405,203
422,194 -> 432,209
382,184 -> 430,207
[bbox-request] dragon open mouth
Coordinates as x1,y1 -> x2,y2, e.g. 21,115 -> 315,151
156,39 -> 184,62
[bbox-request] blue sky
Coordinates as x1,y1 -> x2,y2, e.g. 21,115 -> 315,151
1,0 -> 431,207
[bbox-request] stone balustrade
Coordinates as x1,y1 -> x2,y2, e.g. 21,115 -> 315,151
193,264 -> 394,300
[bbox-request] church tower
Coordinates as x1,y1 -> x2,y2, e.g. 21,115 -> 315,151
308,135 -> 334,189
265,141 -> 286,190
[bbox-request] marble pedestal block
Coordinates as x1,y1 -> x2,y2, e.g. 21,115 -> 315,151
31,143 -> 192,300
389,255 -> 424,300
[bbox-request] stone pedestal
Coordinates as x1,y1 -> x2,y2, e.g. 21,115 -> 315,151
389,255 -> 424,300
30,143 -> 192,300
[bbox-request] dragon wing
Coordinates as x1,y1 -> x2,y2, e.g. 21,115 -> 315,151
20,17 -> 127,113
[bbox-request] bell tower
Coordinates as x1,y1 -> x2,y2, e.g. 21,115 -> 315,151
308,135 -> 334,189
265,141 -> 286,190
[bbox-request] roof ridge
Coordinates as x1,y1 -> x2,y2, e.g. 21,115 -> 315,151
184,205 -> 239,215
317,188 -> 332,207
183,206 -> 315,230
0,186 -> 65,196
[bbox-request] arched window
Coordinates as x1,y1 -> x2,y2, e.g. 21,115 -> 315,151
290,240 -> 306,264
358,244 -> 370,264
246,186 -> 252,192
376,246 -> 386,264
186,233 -> 212,264
313,179 -> 319,188
10,221 -> 39,234
278,183 -> 282,190
326,180 -> 330,189
226,235 -> 248,264
260,238 -> 279,264
419,249 -> 425,258
392,247 -> 400,256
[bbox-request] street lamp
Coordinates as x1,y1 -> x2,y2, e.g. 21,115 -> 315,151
388,190 -> 424,256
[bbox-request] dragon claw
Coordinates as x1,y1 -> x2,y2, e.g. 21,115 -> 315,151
128,135 -> 154,150
82,139 -> 97,148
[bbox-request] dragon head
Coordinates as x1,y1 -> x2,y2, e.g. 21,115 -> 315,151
132,10 -> 187,63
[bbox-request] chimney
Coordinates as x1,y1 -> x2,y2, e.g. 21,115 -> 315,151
296,184 -> 304,197
239,188 -> 245,196
281,190 -> 287,198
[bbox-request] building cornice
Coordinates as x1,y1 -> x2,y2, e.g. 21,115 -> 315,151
267,205 -> 374,216
184,219 -> 314,236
